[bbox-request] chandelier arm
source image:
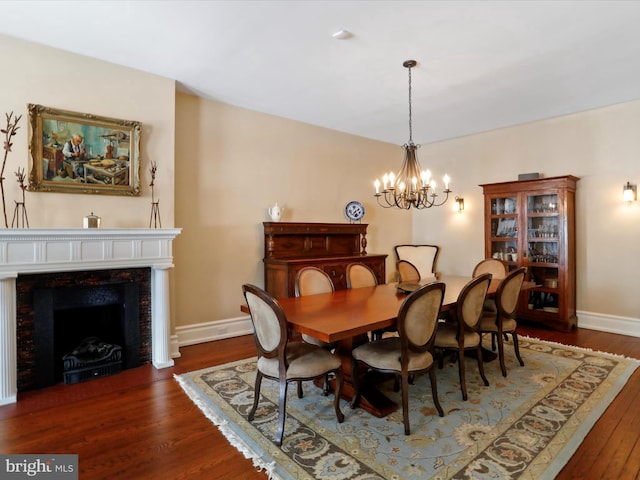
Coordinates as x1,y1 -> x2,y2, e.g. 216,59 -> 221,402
425,190 -> 451,208
384,189 -> 412,210
375,193 -> 397,208
415,193 -> 433,209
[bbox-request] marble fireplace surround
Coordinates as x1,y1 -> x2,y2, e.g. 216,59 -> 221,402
0,228 -> 181,405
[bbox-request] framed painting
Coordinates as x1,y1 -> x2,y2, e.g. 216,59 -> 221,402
27,104 -> 142,196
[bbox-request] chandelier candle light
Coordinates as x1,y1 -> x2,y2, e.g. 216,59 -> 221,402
374,60 -> 451,209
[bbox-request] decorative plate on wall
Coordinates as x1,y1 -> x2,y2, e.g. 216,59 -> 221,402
345,200 -> 365,222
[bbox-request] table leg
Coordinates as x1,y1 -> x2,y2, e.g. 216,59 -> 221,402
314,334 -> 399,418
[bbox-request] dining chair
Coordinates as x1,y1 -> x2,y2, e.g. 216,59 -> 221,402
346,263 -> 382,343
242,284 -> 345,446
295,266 -> 337,394
350,282 -> 446,435
394,244 -> 440,281
472,258 -> 507,279
295,267 -> 337,348
479,267 -> 527,377
434,273 -> 492,400
472,258 -> 508,315
397,259 -> 421,283
346,262 -> 378,289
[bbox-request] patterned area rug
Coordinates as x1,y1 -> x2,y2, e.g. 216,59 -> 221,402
175,337 -> 639,480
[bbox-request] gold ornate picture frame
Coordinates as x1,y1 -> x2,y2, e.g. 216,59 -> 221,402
28,104 -> 141,196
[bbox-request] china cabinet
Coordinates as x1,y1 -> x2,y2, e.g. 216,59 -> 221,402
480,176 -> 579,331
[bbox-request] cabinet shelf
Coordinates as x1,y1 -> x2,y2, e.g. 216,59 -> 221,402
481,175 -> 578,331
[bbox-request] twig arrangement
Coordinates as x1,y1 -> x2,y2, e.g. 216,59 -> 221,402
149,161 -> 161,228
1,111 -> 22,228
12,167 -> 29,227
15,167 -> 27,203
150,161 -> 157,201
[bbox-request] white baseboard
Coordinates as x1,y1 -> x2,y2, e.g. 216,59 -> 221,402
577,310 -> 640,338
175,315 -> 253,348
171,311 -> 640,356
170,334 -> 181,359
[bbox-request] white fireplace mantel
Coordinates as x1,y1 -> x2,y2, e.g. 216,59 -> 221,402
0,228 -> 182,405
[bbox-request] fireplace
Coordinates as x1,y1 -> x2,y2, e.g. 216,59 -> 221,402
0,228 -> 181,405
17,269 -> 151,390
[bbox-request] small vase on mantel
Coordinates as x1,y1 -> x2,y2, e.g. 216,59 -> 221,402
268,202 -> 283,222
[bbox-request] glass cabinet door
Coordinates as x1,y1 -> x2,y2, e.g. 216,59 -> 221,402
526,192 -> 559,312
489,195 -> 518,264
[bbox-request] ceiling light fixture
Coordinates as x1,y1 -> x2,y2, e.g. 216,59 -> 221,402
374,60 -> 451,209
332,29 -> 353,40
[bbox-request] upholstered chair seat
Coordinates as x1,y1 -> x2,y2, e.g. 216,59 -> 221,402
351,337 -> 435,372
479,316 -> 517,333
257,343 -> 342,379
435,323 -> 481,349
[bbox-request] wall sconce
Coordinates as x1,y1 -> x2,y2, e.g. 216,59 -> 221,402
454,196 -> 465,213
623,182 -> 637,202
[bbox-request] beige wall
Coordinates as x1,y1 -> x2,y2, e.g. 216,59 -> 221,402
3,33 -> 638,335
174,93 -> 411,325
0,34 -> 175,228
413,101 -> 640,320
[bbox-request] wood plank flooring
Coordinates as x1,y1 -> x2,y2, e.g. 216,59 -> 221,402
1,324 -> 639,479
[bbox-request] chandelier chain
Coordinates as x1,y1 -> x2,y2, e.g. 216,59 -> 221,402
407,64 -> 413,143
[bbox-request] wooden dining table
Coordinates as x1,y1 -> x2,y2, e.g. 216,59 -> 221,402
243,275 -> 516,418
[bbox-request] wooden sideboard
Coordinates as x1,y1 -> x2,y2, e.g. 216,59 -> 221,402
263,222 -> 387,298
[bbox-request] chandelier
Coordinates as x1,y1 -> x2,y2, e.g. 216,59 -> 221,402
374,60 -> 451,209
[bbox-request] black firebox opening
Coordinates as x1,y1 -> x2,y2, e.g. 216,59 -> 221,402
55,304 -> 123,383
33,282 -> 141,388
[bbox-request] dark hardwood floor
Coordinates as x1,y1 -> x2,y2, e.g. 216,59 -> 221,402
1,325 -> 639,479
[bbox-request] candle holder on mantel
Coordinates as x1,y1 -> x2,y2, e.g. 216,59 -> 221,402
11,167 -> 29,228
149,161 -> 161,228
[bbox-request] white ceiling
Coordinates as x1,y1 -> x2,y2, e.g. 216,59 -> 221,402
2,0 -> 640,145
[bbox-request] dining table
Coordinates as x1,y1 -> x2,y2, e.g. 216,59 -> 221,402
243,274 -> 525,418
